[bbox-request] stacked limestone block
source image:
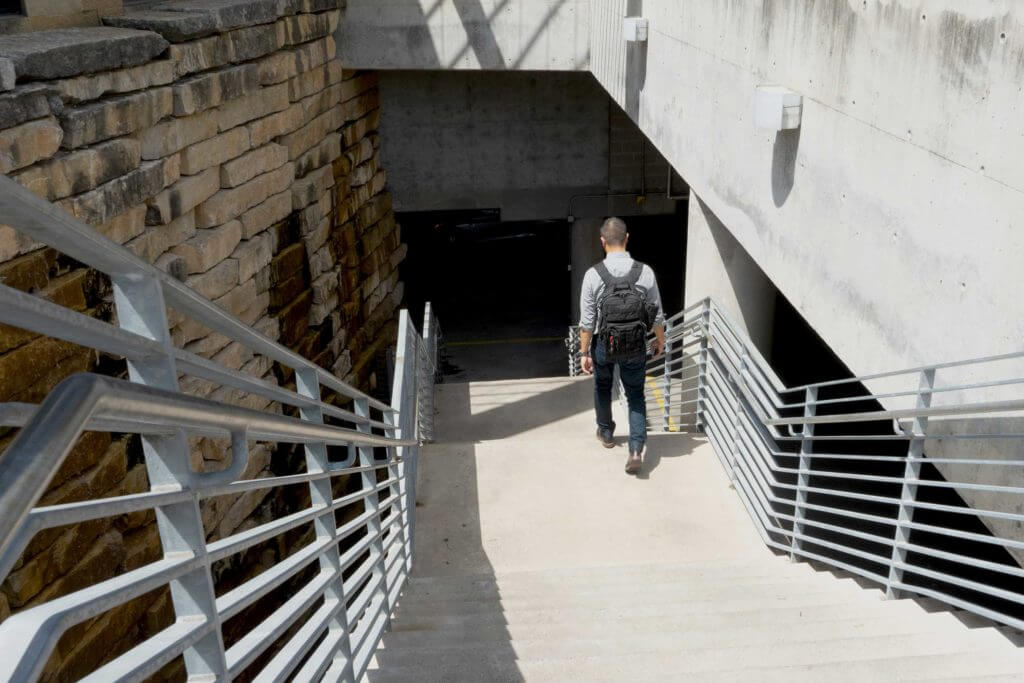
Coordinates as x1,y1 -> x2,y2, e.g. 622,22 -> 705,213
0,1 -> 406,678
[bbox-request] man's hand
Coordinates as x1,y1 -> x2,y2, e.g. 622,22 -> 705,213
578,328 -> 594,374
651,338 -> 665,357
652,324 -> 666,357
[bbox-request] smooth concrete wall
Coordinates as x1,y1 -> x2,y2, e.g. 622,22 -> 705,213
589,0 -> 1024,384
378,70 -> 610,221
339,0 -> 591,71
685,195 -> 775,360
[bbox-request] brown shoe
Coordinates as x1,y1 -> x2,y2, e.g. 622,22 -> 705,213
596,428 -> 615,449
625,450 -> 642,475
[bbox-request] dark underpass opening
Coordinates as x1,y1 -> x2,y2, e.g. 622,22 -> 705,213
400,209 -> 685,382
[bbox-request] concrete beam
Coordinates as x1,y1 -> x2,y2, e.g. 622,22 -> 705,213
338,0 -> 591,71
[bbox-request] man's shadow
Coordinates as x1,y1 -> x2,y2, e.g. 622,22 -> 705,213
612,430 -> 701,479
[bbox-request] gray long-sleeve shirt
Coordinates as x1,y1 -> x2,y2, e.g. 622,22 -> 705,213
579,251 -> 665,332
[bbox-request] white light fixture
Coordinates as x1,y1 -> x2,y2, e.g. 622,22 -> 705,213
754,85 -> 802,131
623,17 -> 648,42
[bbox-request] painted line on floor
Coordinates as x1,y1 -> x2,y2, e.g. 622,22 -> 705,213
645,375 -> 679,432
446,336 -> 566,347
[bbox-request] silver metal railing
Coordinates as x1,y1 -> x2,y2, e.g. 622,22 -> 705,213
648,298 -> 1024,631
0,175 -> 440,680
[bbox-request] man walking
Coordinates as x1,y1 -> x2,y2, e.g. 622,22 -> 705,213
578,217 -> 666,475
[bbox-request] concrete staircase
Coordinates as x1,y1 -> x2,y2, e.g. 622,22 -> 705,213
366,377 -> 1024,681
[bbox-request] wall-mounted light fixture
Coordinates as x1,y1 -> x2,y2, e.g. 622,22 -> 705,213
623,17 -> 649,42
754,85 -> 802,130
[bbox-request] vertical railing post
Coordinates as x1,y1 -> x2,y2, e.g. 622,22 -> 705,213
790,386 -> 817,561
419,303 -> 436,443
661,319 -> 673,431
695,302 -> 711,433
382,407 -> 409,605
295,368 -> 354,680
886,368 -> 935,599
725,348 -> 750,485
354,397 -> 390,629
111,274 -> 227,679
390,310 -> 416,573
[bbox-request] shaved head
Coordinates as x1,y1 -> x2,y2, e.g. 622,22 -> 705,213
600,217 -> 628,246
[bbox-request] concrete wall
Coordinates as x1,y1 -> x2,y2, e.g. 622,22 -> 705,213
589,0 -> 1024,384
685,194 -> 775,359
338,0 -> 590,71
378,69 -> 609,221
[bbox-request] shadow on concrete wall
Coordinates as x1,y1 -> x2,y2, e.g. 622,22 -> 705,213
447,0 -> 573,70
450,0 -> 510,68
771,127 -> 801,207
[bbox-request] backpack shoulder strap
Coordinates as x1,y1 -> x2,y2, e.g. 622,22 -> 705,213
594,262 -> 616,287
627,261 -> 644,286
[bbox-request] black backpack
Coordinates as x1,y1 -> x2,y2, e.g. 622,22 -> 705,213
595,261 -> 652,362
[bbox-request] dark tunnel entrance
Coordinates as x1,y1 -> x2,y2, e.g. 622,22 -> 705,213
399,208 -> 685,382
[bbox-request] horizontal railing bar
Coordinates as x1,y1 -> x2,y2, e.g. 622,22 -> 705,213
290,624 -> 347,683
784,375 -> 1024,410
898,542 -> 1024,580
909,569 -> 1024,617
766,399 -> 1024,426
353,603 -> 389,680
0,283 -> 163,360
225,569 -> 337,677
175,353 -> 386,430
731,414 -> 1024,527
738,436 -> 1024,549
253,597 -> 343,683
345,566 -> 385,625
217,535 -> 334,621
0,554 -> 202,681
203,459 -> 402,499
781,348 -> 1024,395
29,490 -> 192,529
208,504 -> 329,563
0,174 -> 393,416
0,401 -> 179,434
80,619 -> 212,683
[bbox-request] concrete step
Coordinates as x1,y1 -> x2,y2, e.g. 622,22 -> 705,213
407,556 -> 794,585
378,610 -> 991,654
402,560 -> 850,598
372,629 -> 1005,671
391,582 -> 881,618
388,597 -> 966,635
366,645 -> 1024,682
397,574 -> 868,608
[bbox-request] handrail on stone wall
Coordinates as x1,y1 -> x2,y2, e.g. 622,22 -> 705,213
0,174 -> 441,681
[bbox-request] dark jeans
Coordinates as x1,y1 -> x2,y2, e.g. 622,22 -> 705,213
593,341 -> 647,452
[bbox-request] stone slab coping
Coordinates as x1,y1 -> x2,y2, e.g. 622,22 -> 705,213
0,28 -> 168,82
106,0 -> 343,43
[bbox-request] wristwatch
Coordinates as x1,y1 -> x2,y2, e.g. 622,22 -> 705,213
580,352 -> 591,358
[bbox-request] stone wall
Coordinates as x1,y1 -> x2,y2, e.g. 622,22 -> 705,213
0,1 -> 405,678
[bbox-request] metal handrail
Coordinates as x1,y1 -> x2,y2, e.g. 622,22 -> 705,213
648,297 -> 1024,632
0,173 -> 442,681
0,174 -> 391,414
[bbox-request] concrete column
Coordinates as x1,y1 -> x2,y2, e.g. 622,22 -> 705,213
684,194 -> 775,358
570,218 -> 605,325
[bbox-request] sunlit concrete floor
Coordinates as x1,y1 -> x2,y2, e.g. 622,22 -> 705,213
413,376 -> 765,577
